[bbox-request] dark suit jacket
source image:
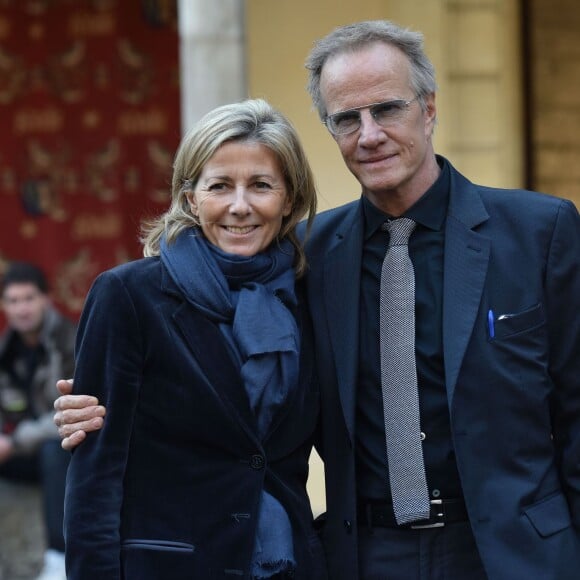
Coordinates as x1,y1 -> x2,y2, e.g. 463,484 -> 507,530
302,159 -> 580,580
64,257 -> 324,580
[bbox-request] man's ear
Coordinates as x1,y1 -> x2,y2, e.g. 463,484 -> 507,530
423,92 -> 437,138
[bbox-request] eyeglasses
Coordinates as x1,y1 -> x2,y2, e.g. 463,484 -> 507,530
324,97 -> 419,136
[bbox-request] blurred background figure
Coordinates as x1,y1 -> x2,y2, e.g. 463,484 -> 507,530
0,262 -> 76,580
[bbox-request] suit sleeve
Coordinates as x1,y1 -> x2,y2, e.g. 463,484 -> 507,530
64,270 -> 143,580
546,200 -> 580,528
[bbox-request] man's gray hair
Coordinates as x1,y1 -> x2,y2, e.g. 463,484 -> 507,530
305,20 -> 437,119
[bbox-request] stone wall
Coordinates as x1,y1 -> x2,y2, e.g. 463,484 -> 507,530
529,0 -> 580,205
0,479 -> 44,579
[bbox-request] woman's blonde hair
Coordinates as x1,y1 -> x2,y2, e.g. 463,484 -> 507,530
141,99 -> 317,277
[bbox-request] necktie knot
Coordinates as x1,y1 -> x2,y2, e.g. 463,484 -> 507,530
382,218 -> 416,247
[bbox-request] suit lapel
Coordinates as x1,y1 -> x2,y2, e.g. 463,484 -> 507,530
443,168 -> 490,403
322,205 -> 364,444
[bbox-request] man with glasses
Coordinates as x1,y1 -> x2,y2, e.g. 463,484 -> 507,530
54,20 -> 580,580
300,19 -> 580,580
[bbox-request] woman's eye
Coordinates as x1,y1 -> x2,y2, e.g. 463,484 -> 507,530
255,181 -> 272,190
208,182 -> 226,192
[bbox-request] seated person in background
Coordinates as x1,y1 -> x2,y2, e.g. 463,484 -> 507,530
0,261 -> 76,580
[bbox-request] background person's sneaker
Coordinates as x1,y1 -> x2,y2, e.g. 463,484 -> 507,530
36,549 -> 66,580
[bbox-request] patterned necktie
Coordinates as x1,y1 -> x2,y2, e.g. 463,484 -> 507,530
380,218 -> 430,525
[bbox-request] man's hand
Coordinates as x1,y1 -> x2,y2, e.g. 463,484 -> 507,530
54,379 -> 106,451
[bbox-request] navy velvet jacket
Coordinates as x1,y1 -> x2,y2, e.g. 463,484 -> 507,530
64,257 -> 324,580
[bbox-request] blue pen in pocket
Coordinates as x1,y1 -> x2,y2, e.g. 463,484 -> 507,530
488,309 -> 495,339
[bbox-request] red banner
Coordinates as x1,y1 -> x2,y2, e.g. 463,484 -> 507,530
0,0 -> 180,324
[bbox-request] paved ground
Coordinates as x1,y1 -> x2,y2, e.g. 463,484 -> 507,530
0,479 -> 44,579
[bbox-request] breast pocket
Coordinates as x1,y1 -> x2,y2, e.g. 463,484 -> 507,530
493,302 -> 545,340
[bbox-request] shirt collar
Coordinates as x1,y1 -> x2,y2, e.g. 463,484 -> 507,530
362,155 -> 450,239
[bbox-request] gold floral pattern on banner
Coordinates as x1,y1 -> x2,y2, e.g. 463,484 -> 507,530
0,0 -> 180,323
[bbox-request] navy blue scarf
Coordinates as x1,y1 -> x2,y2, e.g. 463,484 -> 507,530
160,228 -> 298,577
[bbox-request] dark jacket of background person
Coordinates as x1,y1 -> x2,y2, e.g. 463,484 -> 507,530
0,305 -> 76,452
64,256 -> 323,580
302,159 -> 580,580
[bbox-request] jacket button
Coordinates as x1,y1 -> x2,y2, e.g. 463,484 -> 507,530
250,454 -> 265,470
344,519 -> 352,534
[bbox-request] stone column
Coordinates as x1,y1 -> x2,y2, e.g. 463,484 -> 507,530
177,0 -> 246,134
